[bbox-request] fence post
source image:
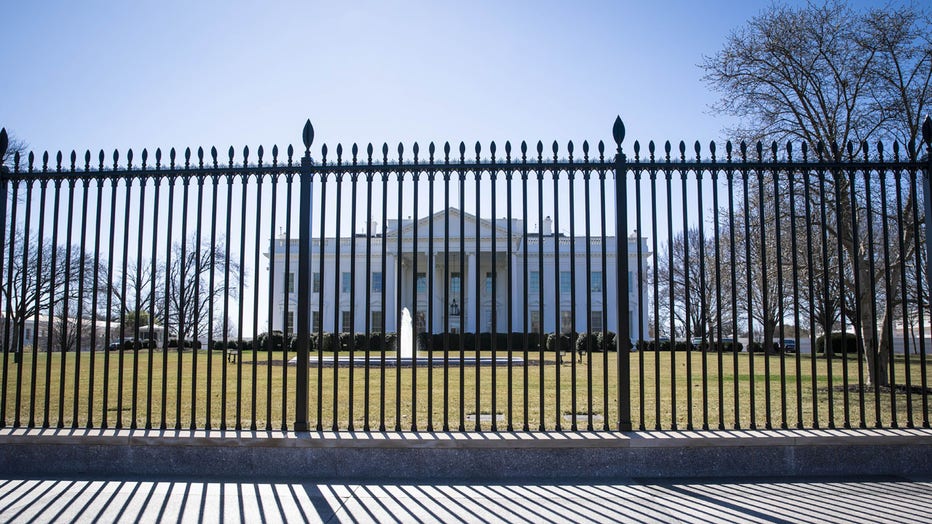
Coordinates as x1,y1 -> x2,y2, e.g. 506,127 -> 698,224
294,120 -> 314,432
923,117 -> 932,347
613,116 -> 632,431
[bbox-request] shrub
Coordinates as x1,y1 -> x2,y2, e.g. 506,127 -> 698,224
815,332 -> 859,355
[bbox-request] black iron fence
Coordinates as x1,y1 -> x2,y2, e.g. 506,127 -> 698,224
0,117 -> 930,432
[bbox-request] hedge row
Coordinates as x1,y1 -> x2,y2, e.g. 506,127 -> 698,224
637,340 -> 744,352
414,332 -> 620,352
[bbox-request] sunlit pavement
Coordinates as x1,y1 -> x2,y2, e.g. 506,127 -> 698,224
0,475 -> 929,523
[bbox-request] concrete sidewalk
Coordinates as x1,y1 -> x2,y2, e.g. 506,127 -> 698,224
1,475 -> 929,523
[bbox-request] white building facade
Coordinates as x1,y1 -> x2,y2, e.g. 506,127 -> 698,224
267,208 -> 651,340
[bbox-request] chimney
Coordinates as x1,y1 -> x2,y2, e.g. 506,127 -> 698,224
370,221 -> 379,236
543,216 -> 552,235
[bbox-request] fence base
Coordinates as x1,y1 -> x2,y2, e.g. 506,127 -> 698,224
1,428 -> 929,480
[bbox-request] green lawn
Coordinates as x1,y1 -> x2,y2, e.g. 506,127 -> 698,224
1,349 -> 929,431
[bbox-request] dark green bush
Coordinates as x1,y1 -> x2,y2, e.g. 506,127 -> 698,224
815,332 -> 859,355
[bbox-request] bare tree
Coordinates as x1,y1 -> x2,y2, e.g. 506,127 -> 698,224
164,236 -> 241,343
0,129 -> 28,171
702,1 -> 931,385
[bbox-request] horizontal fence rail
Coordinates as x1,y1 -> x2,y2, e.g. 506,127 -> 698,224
0,117 -> 930,432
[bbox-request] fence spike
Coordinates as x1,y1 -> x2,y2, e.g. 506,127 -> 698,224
225,146 -> 233,166
321,143 -> 328,163
922,115 -> 932,147
678,141 -> 686,161
785,141 -> 792,160
56,151 -> 62,171
551,140 -> 558,159
861,140 -> 869,161
70,150 -> 76,171
694,140 -> 701,159
336,143 -> 343,164
303,119 -> 314,153
490,141 -> 496,159
210,146 -> 217,167
754,141 -> 762,160
877,140 -> 884,159
709,140 -> 716,159
127,149 -> 133,169
398,142 -> 404,161
243,146 -> 250,166
29,151 -> 35,171
504,140 -> 511,159
739,141 -> 747,160
382,143 -> 389,163
141,149 -> 148,169
846,140 -> 854,159
257,145 -> 265,165
612,116 -> 625,146
725,140 -> 732,159
536,140 -> 543,160
648,140 -> 656,157
521,140 -> 528,158
112,149 -> 119,169
582,140 -> 589,157
771,141 -> 777,160
0,128 -> 7,160
474,141 -> 481,161
352,143 -> 359,164
633,140 -> 640,158
272,144 -> 279,166
413,142 -> 420,161
908,140 -> 917,160
598,140 -> 604,161
85,150 -> 92,170
458,141 -> 466,161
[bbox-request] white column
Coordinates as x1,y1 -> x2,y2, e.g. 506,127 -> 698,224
466,252 -> 477,332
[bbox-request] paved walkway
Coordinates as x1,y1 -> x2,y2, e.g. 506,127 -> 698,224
0,475 -> 929,523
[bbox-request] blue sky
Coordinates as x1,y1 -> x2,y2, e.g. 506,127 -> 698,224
2,0 -> 886,336
2,0 -> 834,156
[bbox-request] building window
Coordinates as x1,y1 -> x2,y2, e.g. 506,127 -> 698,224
451,272 -> 461,295
590,271 -> 602,293
530,271 -> 540,294
313,272 -> 320,294
342,272 -> 351,293
416,273 -> 426,294
590,310 -> 603,332
286,312 -> 294,335
371,310 -> 383,331
342,311 -> 352,333
287,272 -> 294,293
485,271 -> 495,294
531,310 -> 541,333
312,311 -> 321,332
372,272 -> 383,293
561,310 -> 573,334
560,271 -> 571,294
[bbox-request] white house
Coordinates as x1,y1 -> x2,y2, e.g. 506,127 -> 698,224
266,208 -> 651,340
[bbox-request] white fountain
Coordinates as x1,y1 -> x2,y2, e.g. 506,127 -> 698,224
399,307 -> 414,359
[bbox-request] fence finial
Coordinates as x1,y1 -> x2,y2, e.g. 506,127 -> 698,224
303,119 -> 315,154
612,116 -> 625,148
923,115 -> 932,149
0,128 -> 8,161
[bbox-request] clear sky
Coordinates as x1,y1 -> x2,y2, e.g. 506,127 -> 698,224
1,0 -> 866,156
1,0 -> 886,337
